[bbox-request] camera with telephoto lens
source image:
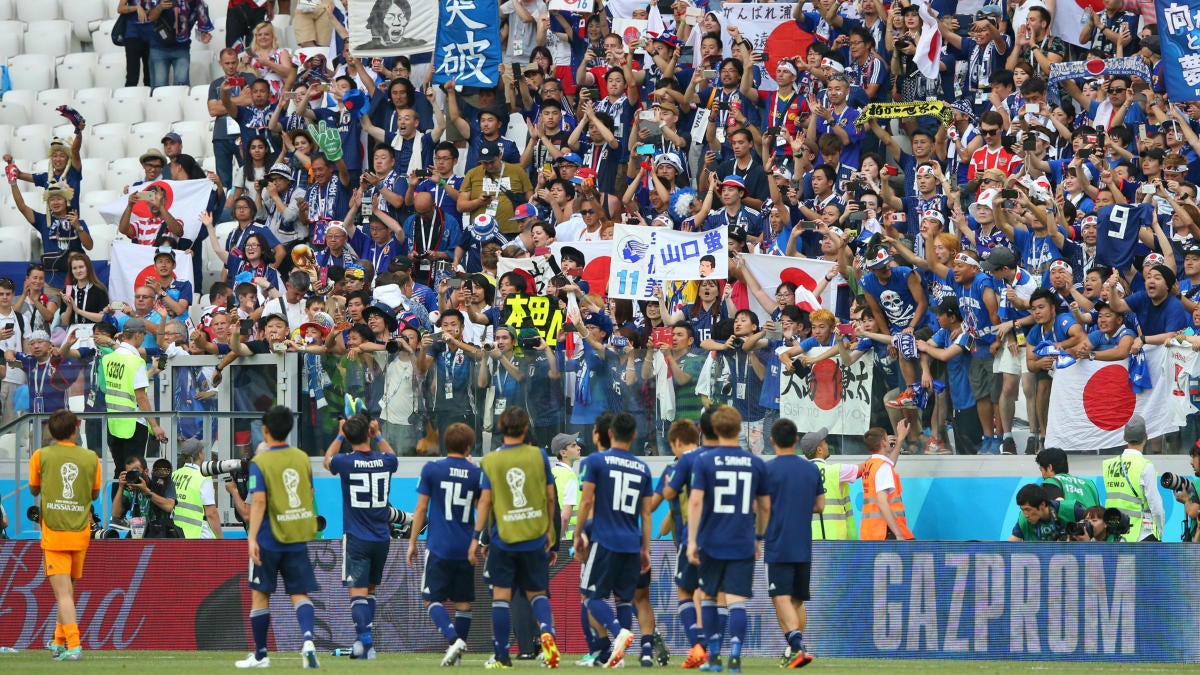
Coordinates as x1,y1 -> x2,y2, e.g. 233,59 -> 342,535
1162,472 -> 1198,499
199,458 -> 250,477
387,506 -> 425,539
482,342 -> 496,352
1104,507 -> 1131,536
27,505 -> 40,524
729,336 -> 745,350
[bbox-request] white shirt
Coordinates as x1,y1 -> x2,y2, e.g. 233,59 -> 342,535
554,214 -> 587,242
264,296 -> 306,330
0,309 -> 24,385
1120,448 -> 1165,541
872,455 -> 897,494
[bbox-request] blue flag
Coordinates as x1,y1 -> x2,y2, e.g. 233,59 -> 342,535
1158,1 -> 1200,102
433,0 -> 502,88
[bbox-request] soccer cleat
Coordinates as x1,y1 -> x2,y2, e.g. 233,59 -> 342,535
540,632 -> 560,668
641,655 -> 654,667
726,656 -> 741,674
351,640 -> 365,659
681,644 -> 708,669
653,632 -> 670,666
442,638 -> 468,667
698,656 -> 722,672
235,653 -> 270,668
606,629 -> 635,668
302,639 -> 320,668
576,653 -> 600,667
786,648 -> 813,669
484,655 -> 513,669
54,646 -> 82,662
46,641 -> 65,659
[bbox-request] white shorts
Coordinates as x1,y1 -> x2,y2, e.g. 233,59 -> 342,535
992,344 -> 1027,376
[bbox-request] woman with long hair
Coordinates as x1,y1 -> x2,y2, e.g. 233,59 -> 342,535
666,278 -> 735,347
202,214 -> 284,294
59,253 -> 109,326
244,22 -> 295,103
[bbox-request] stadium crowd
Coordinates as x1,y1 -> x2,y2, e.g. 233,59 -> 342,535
0,0 -> 1193,464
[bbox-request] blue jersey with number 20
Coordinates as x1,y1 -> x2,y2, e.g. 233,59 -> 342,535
330,450 -> 400,543
690,445 -> 768,560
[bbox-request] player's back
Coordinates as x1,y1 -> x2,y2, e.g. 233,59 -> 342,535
330,450 -> 400,542
419,456 -> 481,560
585,449 -> 652,554
692,445 -> 766,560
763,454 -> 822,563
661,447 -> 705,545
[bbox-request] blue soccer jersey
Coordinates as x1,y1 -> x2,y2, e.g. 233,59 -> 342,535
581,450 -> 652,554
763,455 -> 823,564
416,456 -> 481,561
665,448 -> 705,544
329,450 -> 400,543
690,445 -> 767,560
1095,203 -> 1152,270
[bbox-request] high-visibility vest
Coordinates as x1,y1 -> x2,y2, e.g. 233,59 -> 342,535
171,464 -> 207,539
860,455 -> 912,540
1102,451 -> 1159,542
551,462 -> 578,540
812,459 -> 857,540
101,349 -> 145,439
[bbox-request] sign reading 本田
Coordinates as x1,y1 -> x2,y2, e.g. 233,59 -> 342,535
432,0 -> 502,88
607,223 -> 729,300
1158,1 -> 1200,102
779,349 -> 873,436
501,293 -> 564,347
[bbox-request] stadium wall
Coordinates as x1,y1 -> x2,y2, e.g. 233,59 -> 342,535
0,540 -> 1188,662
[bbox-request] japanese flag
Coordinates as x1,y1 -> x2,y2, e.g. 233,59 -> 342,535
741,254 -> 837,320
914,2 -> 943,80
1044,345 -> 1182,450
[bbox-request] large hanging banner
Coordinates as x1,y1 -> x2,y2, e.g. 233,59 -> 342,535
98,179 -> 214,242
1158,1 -> 1200,102
108,241 -> 196,306
607,223 -> 729,300
1044,345 -> 1183,450
347,0 -> 437,57
739,254 -> 837,321
495,241 -> 611,297
779,349 -> 873,436
431,0 -> 502,88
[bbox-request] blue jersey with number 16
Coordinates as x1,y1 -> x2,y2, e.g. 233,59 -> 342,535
581,450 -> 652,554
330,450 -> 400,543
691,445 -> 768,560
417,456 -> 481,560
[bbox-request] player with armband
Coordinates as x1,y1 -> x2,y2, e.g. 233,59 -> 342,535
324,414 -> 399,660
407,422 -> 481,667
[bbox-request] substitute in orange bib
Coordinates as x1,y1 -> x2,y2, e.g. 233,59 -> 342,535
859,420 -> 914,541
28,410 -> 102,662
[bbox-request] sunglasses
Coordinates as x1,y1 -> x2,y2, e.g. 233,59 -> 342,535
981,128 -> 1000,136
1109,88 -> 1127,94
580,209 -> 596,215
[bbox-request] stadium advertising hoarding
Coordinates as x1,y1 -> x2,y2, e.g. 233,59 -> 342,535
0,540 -> 1192,662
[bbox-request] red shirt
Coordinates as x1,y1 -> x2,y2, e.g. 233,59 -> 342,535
968,145 -> 1021,180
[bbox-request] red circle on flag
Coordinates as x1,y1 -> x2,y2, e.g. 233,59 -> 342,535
581,255 -> 611,299
811,360 -> 842,411
1084,59 -> 1106,76
134,265 -> 171,291
1082,364 -> 1136,431
764,22 -> 814,80
131,181 -> 176,219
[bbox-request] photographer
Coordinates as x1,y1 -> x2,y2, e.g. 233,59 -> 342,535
477,326 -> 527,452
521,327 -> 562,450
1101,415 -> 1164,542
1079,506 -> 1125,543
1007,483 -> 1087,542
1168,443 -> 1200,543
112,455 -> 177,538
379,322 -> 425,456
171,439 -> 223,539
1037,447 -> 1102,509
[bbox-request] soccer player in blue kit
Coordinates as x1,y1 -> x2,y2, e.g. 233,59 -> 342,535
573,412 -> 653,668
687,405 -> 769,674
324,414 -> 399,660
407,423 -> 481,667
764,421 -> 826,668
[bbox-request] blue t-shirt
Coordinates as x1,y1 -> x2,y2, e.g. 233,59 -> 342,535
480,446 -> 554,551
1095,203 -> 1153,270
31,211 -> 89,255
329,449 -> 400,543
861,266 -> 926,332
416,455 -> 481,560
690,445 -> 767,560
1088,326 -> 1136,352
248,450 -> 309,553
580,449 -> 652,554
1124,291 -> 1190,336
930,327 -> 975,410
947,270 -> 997,357
763,454 -> 823,563
1027,314 -> 1078,346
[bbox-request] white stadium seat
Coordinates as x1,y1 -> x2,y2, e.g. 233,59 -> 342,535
6,53 -> 55,90
15,0 -> 57,23
189,57 -> 213,88
0,20 -> 23,62
91,20 -> 121,56
86,123 -> 130,162
69,0 -> 106,42
152,84 -> 190,100
172,121 -> 211,159
10,124 -> 51,163
50,123 -> 75,140
79,156 -> 106,194
57,52 -> 99,91
0,200 -> 28,231
34,88 -> 76,126
107,87 -> 151,125
128,122 -> 173,157
73,87 -> 112,127
0,101 -> 25,127
0,225 -> 34,261
22,20 -> 72,59
93,54 -> 127,89
106,157 -> 143,192
85,221 -> 119,261
182,91 -> 211,123
145,90 -> 183,125
26,163 -> 44,178
0,124 -> 11,156
1,88 -> 33,114
81,188 -> 118,210
0,0 -> 13,21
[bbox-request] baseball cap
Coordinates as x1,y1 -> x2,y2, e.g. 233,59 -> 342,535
799,427 -> 828,455
513,203 -> 538,221
267,163 -> 294,180
161,132 -> 182,145
653,153 -> 684,173
554,152 -> 583,166
572,167 -> 598,185
550,433 -> 580,455
720,175 -> 747,191
583,311 -> 613,339
981,245 -> 1017,272
478,141 -> 501,162
652,99 -> 679,114
153,245 -> 175,262
122,317 -> 147,334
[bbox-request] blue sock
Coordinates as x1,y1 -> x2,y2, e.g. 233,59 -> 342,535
454,610 -> 472,641
786,630 -> 804,651
367,594 -> 377,630
615,603 -> 633,632
678,601 -> 701,646
717,607 -> 729,650
728,602 -> 746,658
588,598 -> 622,638
351,597 -> 372,644
295,600 -> 314,641
641,634 -> 653,657
531,595 -> 554,637
491,601 -> 511,661
428,602 -> 458,643
582,603 -> 599,653
701,601 -> 720,657
250,608 -> 270,660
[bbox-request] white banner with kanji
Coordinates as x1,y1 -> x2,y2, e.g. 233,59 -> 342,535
108,240 -> 195,306
779,349 -> 873,436
607,224 -> 728,300
98,179 -> 213,243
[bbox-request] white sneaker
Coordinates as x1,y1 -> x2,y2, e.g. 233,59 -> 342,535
442,638 -> 468,666
606,629 -> 635,668
301,640 -> 319,669
236,652 -> 270,668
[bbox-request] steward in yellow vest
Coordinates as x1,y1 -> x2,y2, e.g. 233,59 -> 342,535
1101,416 -> 1164,542
804,428 -> 859,540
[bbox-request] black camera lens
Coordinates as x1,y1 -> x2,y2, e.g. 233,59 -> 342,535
125,469 -> 143,484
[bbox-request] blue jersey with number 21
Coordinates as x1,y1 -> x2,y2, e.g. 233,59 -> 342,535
691,445 -> 768,560
330,450 -> 400,543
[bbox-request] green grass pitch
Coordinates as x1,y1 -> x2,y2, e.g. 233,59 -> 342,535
0,651 -> 1188,673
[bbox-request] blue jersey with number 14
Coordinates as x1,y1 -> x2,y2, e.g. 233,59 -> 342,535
417,456 -> 481,560
1095,203 -> 1152,270
329,450 -> 400,543
581,450 -> 652,554
691,445 -> 768,560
